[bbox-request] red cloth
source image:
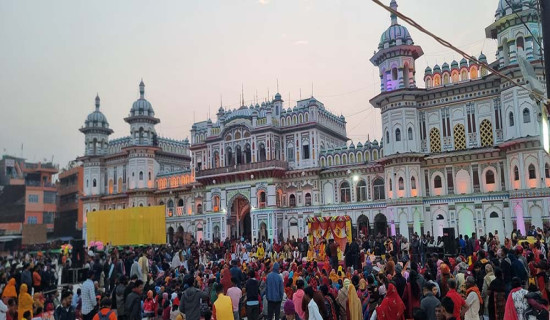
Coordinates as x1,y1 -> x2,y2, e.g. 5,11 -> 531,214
402,282 -> 420,319
375,284 -> 406,320
504,287 -> 521,320
446,289 -> 466,320
220,268 -> 232,294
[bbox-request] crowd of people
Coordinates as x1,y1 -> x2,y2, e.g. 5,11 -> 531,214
1,225 -> 550,320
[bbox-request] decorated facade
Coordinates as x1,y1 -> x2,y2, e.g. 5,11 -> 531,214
80,0 -> 550,244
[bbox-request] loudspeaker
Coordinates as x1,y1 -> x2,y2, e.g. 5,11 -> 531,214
71,239 -> 85,268
442,228 -> 456,255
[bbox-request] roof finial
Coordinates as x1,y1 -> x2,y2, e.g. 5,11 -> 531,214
139,79 -> 145,99
276,78 -> 279,93
390,0 -> 398,26
241,83 -> 248,106
95,93 -> 100,111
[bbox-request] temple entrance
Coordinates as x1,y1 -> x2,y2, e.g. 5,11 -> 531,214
231,196 -> 251,241
357,215 -> 370,237
259,222 -> 268,241
374,213 -> 388,237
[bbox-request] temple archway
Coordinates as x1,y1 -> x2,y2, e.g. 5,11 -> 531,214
230,196 -> 251,240
374,213 -> 388,237
357,215 -> 370,237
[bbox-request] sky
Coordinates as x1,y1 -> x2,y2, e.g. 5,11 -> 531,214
0,0 -> 498,169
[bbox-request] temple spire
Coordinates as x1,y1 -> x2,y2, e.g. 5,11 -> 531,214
390,0 -> 398,26
95,93 -> 100,111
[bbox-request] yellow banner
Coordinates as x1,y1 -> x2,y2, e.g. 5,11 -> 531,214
87,206 -> 166,246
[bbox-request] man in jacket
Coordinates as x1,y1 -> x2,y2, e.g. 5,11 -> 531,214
115,276 -> 127,320
245,270 -> 260,320
179,275 -> 209,320
125,280 -> 143,320
266,262 -> 283,320
54,290 -> 76,320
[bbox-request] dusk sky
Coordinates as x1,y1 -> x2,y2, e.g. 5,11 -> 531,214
0,0 -> 497,169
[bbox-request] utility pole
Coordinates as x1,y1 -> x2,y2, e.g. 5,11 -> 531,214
541,0 -> 550,98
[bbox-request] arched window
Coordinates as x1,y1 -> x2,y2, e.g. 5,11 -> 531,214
461,70 -> 468,81
148,172 -> 151,181
392,68 -> 398,81
485,170 -> 495,184
517,36 -> 525,52
503,38 -> 510,65
258,191 -> 266,209
373,178 -> 385,200
287,143 -> 295,161
212,195 -> 220,212
245,144 -> 252,163
411,176 -> 417,189
398,177 -> 404,190
429,128 -> 441,152
433,74 -> 441,87
197,204 -> 203,214
276,189 -> 282,207
302,140 -> 310,160
434,175 -> 442,188
453,124 -> 466,150
139,171 -> 143,180
509,111 -> 515,126
86,180 -> 89,188
490,212 -> 499,218
356,180 -> 367,202
389,178 -> 393,191
523,108 -> 531,123
213,151 -> 220,168
514,166 -> 519,181
92,179 -> 97,187
529,164 -> 536,179
546,163 -> 550,179
408,127 -> 413,140
340,181 -> 351,203
289,194 -> 296,207
226,147 -> 233,166
443,73 -> 450,85
480,119 -> 494,147
236,145 -> 242,165
395,128 -> 401,142
305,193 -> 312,206
386,130 -> 390,143
178,199 -> 184,207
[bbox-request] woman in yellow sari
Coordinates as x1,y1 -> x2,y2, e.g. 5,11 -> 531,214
329,270 -> 339,284
256,243 -> 265,260
18,284 -> 33,320
348,283 -> 363,320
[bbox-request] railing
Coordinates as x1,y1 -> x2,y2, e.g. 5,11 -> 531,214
176,207 -> 184,216
196,160 -> 288,177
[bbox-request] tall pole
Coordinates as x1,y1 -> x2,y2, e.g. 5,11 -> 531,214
541,0 -> 550,98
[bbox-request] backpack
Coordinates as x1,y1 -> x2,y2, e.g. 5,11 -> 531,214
98,310 -> 113,320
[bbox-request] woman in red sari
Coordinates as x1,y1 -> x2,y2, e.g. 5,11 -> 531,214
373,283 -> 406,320
220,265 -> 232,294
402,270 -> 421,319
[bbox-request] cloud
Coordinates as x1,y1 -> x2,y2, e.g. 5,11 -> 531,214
258,0 -> 270,5
294,40 -> 309,45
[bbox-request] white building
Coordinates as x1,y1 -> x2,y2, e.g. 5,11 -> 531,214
81,0 -> 550,244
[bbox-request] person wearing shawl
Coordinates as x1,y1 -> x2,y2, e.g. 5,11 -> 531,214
330,270 -> 339,285
320,285 -> 340,320
2,278 -> 17,299
337,279 -> 351,320
347,281 -> 362,320
481,264 -> 495,318
371,284 -> 405,320
221,265 -> 232,295
464,276 -> 482,320
18,284 -> 33,320
504,277 -> 529,320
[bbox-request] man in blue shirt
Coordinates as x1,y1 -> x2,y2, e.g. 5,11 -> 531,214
265,263 -> 283,320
